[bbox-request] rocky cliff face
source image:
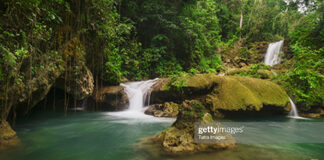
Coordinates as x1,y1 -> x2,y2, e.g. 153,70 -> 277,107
0,38 -> 94,148
0,0 -> 98,148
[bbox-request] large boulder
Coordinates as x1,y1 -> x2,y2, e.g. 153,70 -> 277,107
150,74 -> 290,118
90,85 -> 129,111
205,76 -> 290,117
148,100 -> 235,154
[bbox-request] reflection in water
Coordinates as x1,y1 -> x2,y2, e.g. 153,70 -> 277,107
0,111 -> 323,160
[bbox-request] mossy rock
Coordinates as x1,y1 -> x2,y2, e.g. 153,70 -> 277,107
206,76 -> 290,117
145,102 -> 179,117
225,68 -> 275,79
152,100 -> 236,154
151,74 -> 221,103
151,74 -> 290,117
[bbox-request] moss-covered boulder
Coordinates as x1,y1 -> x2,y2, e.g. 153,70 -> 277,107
150,100 -> 235,154
145,102 -> 179,117
151,74 -> 290,117
205,76 -> 290,117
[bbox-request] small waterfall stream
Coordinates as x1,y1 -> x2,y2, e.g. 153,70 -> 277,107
288,97 -> 307,119
121,78 -> 158,112
264,41 -> 308,119
107,78 -> 160,119
264,40 -> 284,66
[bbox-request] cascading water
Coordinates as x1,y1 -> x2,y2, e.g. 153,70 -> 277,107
264,41 -> 308,119
288,97 -> 307,119
264,40 -> 284,66
107,78 -> 160,119
121,78 -> 158,112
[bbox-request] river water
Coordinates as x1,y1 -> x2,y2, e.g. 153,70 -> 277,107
0,110 -> 323,160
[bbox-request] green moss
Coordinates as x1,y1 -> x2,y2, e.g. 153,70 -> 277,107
206,76 -> 290,113
206,76 -> 262,111
154,100 -> 235,154
163,102 -> 179,117
226,65 -> 274,79
155,74 -> 290,115
235,76 -> 289,108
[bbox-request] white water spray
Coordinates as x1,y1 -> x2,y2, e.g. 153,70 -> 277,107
107,79 -> 160,119
121,78 -> 158,112
288,97 -> 307,119
264,40 -> 284,66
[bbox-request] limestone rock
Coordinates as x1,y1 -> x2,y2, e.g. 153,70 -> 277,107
145,102 -> 179,117
150,74 -> 290,117
0,121 -> 19,150
150,78 -> 175,104
151,100 -> 235,154
91,85 -> 129,111
62,66 -> 94,100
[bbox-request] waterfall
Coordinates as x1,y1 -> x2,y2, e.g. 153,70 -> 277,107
107,78 -> 159,118
121,78 -> 158,112
288,97 -> 299,117
288,97 -> 307,119
264,40 -> 284,66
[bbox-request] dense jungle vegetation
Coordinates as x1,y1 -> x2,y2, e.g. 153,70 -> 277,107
0,0 -> 323,116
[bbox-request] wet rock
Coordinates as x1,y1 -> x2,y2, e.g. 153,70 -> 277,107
149,100 -> 235,154
0,121 -> 19,150
91,85 -> 129,111
145,102 -> 179,117
301,108 -> 324,118
150,78 -> 179,104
